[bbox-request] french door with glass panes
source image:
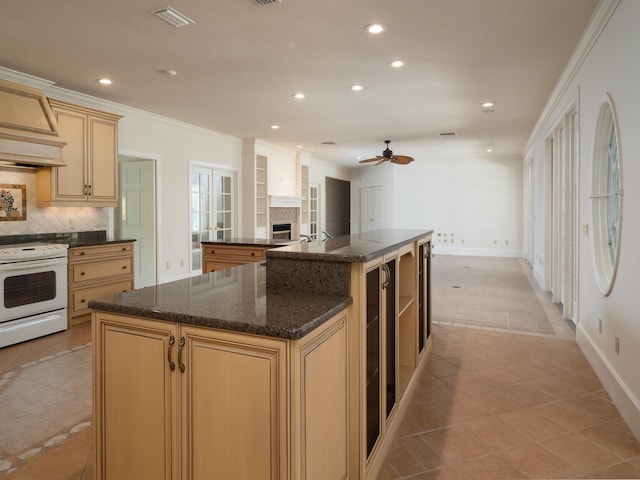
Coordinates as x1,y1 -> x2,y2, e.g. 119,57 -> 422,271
190,166 -> 235,273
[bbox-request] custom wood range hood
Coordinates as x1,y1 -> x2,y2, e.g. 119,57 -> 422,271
0,78 -> 66,167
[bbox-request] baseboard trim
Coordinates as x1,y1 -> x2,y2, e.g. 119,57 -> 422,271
433,247 -> 522,257
577,324 -> 640,441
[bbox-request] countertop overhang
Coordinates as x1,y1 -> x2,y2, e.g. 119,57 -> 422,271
89,262 -> 351,340
266,229 -> 433,263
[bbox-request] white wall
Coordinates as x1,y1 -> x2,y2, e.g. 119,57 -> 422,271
350,154 -> 523,257
525,0 -> 640,438
266,144 -> 298,197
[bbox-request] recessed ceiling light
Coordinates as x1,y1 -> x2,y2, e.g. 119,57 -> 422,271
486,148 -> 494,153
485,144 -> 494,153
297,145 -> 304,149
292,92 -> 305,100
270,125 -> 280,130
365,23 -> 386,34
390,60 -> 405,68
97,78 -> 112,85
350,84 -> 364,92
482,102 -> 495,108
164,70 -> 177,76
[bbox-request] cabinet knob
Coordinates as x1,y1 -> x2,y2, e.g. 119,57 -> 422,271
79,252 -> 85,256
122,265 -> 127,269
80,299 -> 86,303
80,272 -> 85,276
251,252 -> 255,256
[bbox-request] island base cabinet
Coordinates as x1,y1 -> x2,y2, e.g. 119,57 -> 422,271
93,314 -> 178,480
94,310 -> 349,480
180,327 -> 287,480
290,314 -> 349,480
94,313 -> 286,480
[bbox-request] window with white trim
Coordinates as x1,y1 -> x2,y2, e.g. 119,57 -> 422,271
590,94 -> 623,296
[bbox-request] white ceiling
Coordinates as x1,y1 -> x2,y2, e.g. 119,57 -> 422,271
0,0 -> 597,167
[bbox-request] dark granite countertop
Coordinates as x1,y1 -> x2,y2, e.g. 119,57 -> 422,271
266,229 -> 432,263
0,230 -> 135,248
201,238 -> 297,247
89,262 -> 351,340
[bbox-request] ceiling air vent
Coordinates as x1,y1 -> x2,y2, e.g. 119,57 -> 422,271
151,6 -> 195,27
253,0 -> 282,6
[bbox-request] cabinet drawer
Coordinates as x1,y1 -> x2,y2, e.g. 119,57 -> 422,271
203,245 -> 266,260
71,280 -> 133,315
69,243 -> 133,260
71,258 -> 132,283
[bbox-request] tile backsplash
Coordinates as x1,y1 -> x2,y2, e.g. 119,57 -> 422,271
0,167 -> 109,236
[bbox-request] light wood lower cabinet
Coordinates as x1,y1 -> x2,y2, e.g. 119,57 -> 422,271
93,309 -> 349,480
202,244 -> 270,273
68,243 -> 134,325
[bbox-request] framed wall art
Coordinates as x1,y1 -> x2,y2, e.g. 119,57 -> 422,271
0,184 -> 27,221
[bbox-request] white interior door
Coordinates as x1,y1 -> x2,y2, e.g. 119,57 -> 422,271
118,157 -> 157,288
360,185 -> 384,232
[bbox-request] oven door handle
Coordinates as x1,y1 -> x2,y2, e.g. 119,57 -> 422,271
0,258 -> 67,271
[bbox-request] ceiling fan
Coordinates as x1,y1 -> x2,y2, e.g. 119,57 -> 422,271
358,140 -> 415,166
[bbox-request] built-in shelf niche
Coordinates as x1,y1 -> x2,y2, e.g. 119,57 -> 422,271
256,155 -> 268,231
397,245 -> 417,394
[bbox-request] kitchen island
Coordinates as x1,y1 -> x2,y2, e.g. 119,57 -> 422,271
90,229 -> 432,480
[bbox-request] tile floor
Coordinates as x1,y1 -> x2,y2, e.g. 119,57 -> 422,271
377,255 -> 640,479
0,255 -> 638,479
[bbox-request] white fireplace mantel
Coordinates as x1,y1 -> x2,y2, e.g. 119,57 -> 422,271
269,195 -> 302,208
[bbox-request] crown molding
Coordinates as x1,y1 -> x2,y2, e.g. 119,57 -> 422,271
0,66 -> 240,146
522,0 -> 621,156
0,66 -> 55,90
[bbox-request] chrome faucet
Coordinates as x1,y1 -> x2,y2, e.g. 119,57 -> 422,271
321,230 -> 334,241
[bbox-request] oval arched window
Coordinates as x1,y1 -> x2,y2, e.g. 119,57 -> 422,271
591,93 -> 623,296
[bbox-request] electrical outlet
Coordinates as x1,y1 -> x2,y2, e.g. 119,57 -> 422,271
493,240 -> 498,245
615,336 -> 620,355
460,239 -> 464,244
180,259 -> 184,267
582,223 -> 589,236
166,261 -> 171,269
69,218 -> 76,230
505,240 -> 509,245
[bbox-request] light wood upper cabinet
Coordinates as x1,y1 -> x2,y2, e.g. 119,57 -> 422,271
36,99 -> 122,207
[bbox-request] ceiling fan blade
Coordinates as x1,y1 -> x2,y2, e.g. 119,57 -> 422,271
375,158 -> 387,166
390,155 -> 414,165
358,156 -> 384,163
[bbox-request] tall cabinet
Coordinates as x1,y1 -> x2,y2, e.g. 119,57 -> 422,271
37,99 -> 122,207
